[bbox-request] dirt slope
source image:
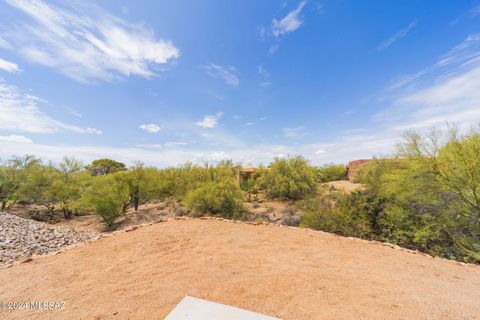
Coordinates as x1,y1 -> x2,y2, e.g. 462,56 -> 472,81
1,218 -> 479,320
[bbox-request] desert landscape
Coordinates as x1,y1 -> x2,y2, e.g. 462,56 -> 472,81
1,130 -> 480,320
1,1 -> 480,319
2,217 -> 480,320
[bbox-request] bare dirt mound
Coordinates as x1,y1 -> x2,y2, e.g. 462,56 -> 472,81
1,218 -> 479,320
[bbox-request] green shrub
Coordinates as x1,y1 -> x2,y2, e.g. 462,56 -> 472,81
258,156 -> 317,200
300,191 -> 374,238
315,163 -> 347,182
184,179 -> 245,219
28,204 -> 59,223
80,174 -> 130,229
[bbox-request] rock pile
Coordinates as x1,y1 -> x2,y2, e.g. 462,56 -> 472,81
0,212 -> 98,267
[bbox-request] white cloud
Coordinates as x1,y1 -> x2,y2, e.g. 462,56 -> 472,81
3,0 -> 179,82
258,64 -> 271,86
377,33 -> 480,132
0,139 -> 374,168
0,58 -> 21,73
0,79 -> 101,134
200,64 -> 240,87
272,1 -> 307,37
0,36 -> 11,49
196,112 -> 224,129
377,20 -> 417,52
70,111 -> 83,118
164,141 -> 190,147
243,122 -> 255,127
0,135 -> 32,144
2,31 -> 479,169
283,126 -> 307,139
450,4 -> 480,25
257,64 -> 269,77
86,128 -> 103,134
268,44 -> 280,55
136,144 -> 163,149
139,123 -> 161,133
470,5 -> 480,16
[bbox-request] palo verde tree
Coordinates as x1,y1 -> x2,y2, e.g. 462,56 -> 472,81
86,158 -> 127,176
399,127 -> 480,220
396,126 -> 480,261
258,156 -> 317,200
0,155 -> 44,211
80,173 -> 130,229
45,157 -> 86,219
0,163 -> 19,211
116,162 -> 161,212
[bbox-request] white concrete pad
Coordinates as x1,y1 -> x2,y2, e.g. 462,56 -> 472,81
164,296 -> 281,320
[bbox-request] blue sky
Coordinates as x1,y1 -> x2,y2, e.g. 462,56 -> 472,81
0,0 -> 479,167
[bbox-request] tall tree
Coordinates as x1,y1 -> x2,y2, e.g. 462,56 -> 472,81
86,159 -> 127,176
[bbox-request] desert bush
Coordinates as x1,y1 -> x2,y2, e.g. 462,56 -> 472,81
258,156 -> 317,200
28,204 -> 59,223
158,161 -> 238,200
282,214 -> 302,226
316,163 -> 347,182
80,174 -> 130,229
300,191 -> 374,238
174,206 -> 190,216
184,179 -> 246,219
282,206 -> 297,216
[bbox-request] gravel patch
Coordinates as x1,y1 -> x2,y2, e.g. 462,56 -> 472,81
0,212 -> 98,267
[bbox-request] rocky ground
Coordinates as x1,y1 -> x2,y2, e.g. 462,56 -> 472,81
0,212 -> 98,268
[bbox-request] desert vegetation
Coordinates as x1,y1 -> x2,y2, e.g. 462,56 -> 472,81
1,127 -> 479,263
301,127 -> 480,263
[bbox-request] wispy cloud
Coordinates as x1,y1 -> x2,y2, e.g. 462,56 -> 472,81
272,1 -> 307,37
257,64 -> 269,77
376,33 -> 480,132
283,126 -> 307,139
2,0 -> 179,82
0,36 -> 11,49
0,79 -> 101,134
164,141 -> 190,147
200,64 -> 240,87
0,134 -> 32,144
450,4 -> 480,25
0,58 -> 21,73
242,122 -> 255,127
86,128 -> 103,134
258,64 -> 271,86
377,20 -> 417,52
267,44 -> 280,55
139,123 -> 161,133
196,112 -> 224,129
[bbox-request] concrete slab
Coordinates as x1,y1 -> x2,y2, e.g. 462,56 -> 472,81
164,296 -> 281,320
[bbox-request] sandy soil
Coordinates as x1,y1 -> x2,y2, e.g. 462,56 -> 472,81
322,180 -> 365,193
1,218 -> 479,320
